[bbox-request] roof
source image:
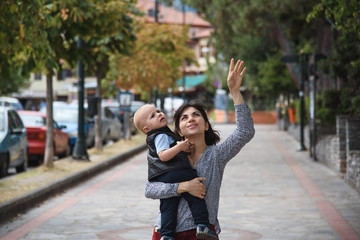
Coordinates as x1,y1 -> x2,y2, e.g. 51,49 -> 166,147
192,28 -> 213,39
136,0 -> 211,27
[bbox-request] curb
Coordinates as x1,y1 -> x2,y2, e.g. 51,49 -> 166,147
0,143 -> 147,224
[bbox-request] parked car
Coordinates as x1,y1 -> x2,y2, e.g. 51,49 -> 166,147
40,104 -> 95,150
0,106 -> 28,177
100,106 -> 122,143
163,97 -> 184,119
0,97 -> 24,111
18,111 -> 71,163
102,100 -> 144,135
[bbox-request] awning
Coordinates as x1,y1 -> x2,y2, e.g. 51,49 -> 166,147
176,74 -> 206,89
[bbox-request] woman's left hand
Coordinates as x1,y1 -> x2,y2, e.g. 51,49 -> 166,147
227,58 -> 247,91
227,58 -> 247,105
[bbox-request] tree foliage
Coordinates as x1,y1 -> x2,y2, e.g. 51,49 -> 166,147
307,0 -> 360,103
0,0 -> 139,163
253,53 -> 298,99
184,0 -> 321,101
108,21 -> 195,94
0,0 -> 52,94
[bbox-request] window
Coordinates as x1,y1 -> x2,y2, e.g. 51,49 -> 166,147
34,73 -> 42,80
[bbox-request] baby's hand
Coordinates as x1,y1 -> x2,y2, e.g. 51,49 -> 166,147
177,139 -> 193,153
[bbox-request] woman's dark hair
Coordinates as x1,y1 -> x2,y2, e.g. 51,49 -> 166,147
173,101 -> 220,146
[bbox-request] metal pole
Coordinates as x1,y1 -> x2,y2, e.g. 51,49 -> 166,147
153,0 -> 159,106
298,53 -> 306,151
182,2 -> 186,101
73,36 -> 89,160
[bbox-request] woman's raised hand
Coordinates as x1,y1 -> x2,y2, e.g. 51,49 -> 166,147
227,58 -> 247,105
227,58 -> 246,91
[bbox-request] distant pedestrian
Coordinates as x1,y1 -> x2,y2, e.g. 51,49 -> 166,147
145,58 -> 255,239
133,105 -> 218,240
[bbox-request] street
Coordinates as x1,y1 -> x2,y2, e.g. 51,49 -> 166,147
1,124 -> 359,240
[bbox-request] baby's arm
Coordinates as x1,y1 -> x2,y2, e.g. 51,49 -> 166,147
158,138 -> 192,162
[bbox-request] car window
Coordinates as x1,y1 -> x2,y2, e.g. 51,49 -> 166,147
0,112 -> 4,131
53,108 -> 78,123
104,108 -> 114,118
8,112 -> 17,131
10,111 -> 24,129
20,114 -> 45,127
53,121 -> 60,129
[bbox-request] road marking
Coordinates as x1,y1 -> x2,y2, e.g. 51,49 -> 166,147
0,156 -> 145,240
268,129 -> 360,240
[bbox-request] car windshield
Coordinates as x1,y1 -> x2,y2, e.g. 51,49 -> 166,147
0,112 -> 4,131
107,107 -> 119,115
53,108 -> 78,123
20,115 -> 45,127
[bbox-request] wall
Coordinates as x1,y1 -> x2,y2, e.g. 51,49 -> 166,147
286,116 -> 360,193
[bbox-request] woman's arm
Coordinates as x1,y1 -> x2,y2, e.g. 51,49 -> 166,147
214,59 -> 255,165
145,177 -> 206,199
144,181 -> 179,199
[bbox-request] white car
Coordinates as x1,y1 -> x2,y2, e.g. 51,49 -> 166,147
100,106 -> 122,143
0,97 -> 24,111
163,97 -> 184,119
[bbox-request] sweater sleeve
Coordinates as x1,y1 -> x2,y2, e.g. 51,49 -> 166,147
215,104 -> 255,167
144,181 -> 180,199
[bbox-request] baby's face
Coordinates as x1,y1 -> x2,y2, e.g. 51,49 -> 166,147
140,105 -> 168,133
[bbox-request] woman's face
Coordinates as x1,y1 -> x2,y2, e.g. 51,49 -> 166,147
177,107 -> 209,138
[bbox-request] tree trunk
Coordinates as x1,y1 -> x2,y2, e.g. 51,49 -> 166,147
95,62 -> 104,150
271,18 -> 300,89
44,70 -> 54,167
315,21 -> 334,92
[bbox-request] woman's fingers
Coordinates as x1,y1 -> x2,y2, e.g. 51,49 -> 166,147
235,60 -> 244,73
196,177 -> 206,182
241,66 -> 247,76
229,58 -> 234,74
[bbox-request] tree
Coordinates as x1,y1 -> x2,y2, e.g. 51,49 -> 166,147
108,21 -> 195,97
1,0 -> 139,166
307,0 -> 360,115
0,0 -> 50,95
79,0 -> 138,150
184,0 -> 323,103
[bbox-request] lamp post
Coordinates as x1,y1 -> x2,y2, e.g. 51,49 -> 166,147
281,54 -> 306,151
298,52 -> 306,151
72,36 -> 89,160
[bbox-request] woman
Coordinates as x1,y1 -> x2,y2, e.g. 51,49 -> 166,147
145,58 -> 255,240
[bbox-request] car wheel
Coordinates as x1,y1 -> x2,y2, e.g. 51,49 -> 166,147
0,156 -> 8,178
16,149 -> 28,173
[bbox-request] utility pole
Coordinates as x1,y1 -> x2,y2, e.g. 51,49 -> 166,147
72,36 -> 89,160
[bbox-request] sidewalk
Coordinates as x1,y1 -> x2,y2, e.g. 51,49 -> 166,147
0,136 -> 147,223
0,124 -> 359,240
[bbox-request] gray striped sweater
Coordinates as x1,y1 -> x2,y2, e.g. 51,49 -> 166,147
144,103 -> 255,234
